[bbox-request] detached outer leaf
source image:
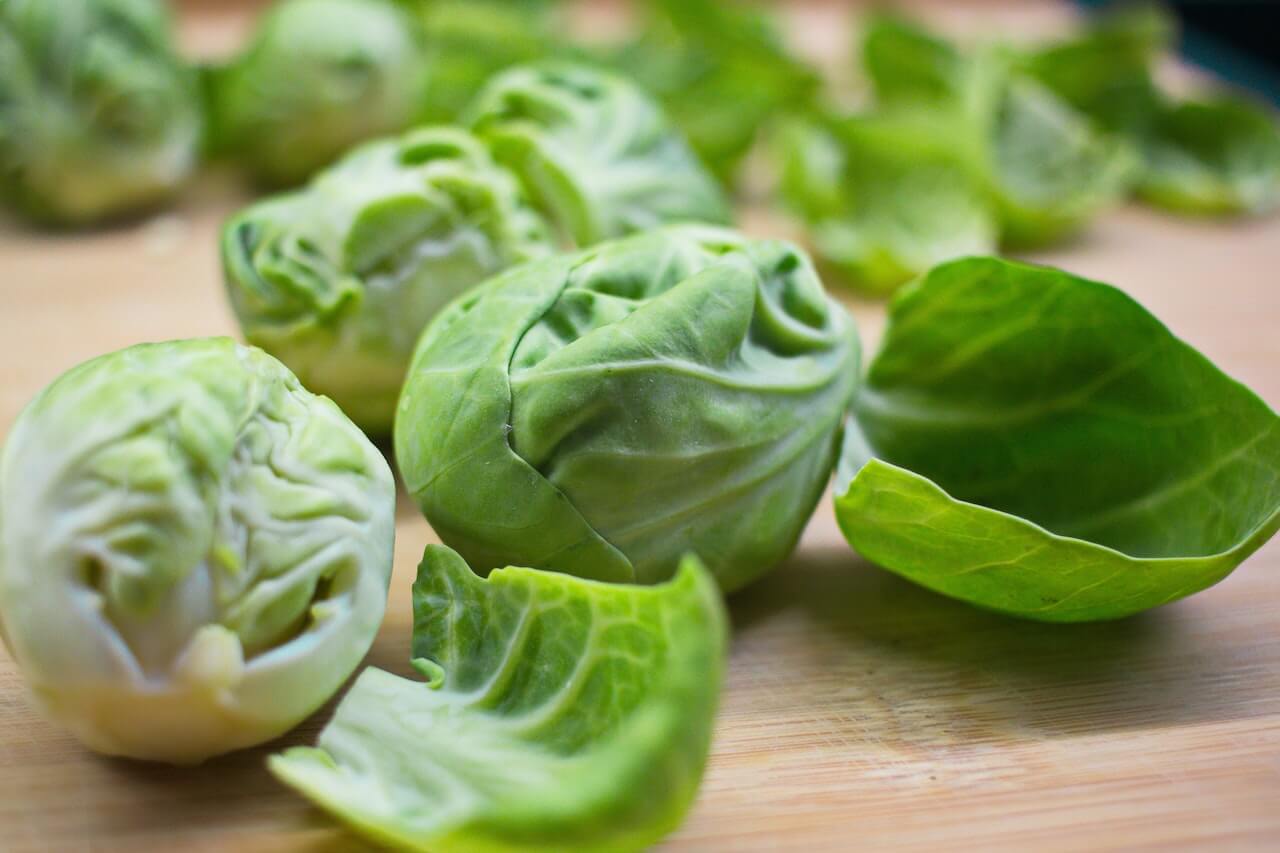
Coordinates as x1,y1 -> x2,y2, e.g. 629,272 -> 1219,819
395,225 -> 860,591
270,545 -> 727,853
775,111 -> 996,295
835,257 -> 1280,622
466,62 -> 731,246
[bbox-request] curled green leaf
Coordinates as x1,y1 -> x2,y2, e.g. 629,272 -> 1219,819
395,225 -> 859,591
270,544 -> 727,853
835,257 -> 1280,622
221,126 -> 554,434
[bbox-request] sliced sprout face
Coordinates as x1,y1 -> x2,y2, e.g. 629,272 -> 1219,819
395,225 -> 860,592
0,339 -> 396,763
222,126 -> 555,435
466,61 -> 732,246
1139,97 -> 1280,216
776,111 -> 996,295
207,0 -> 430,188
835,258 -> 1280,622
270,545 -> 727,853
0,0 -> 201,225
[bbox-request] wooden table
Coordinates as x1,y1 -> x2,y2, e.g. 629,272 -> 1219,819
3,3 -> 1279,851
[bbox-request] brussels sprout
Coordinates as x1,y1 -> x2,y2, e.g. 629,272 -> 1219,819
836,258 -> 1280,621
206,0 -> 430,188
0,0 -> 201,225
272,545 -> 727,852
0,338 -> 396,763
466,62 -> 732,246
395,225 -> 860,592
413,0 -> 566,124
222,126 -> 554,435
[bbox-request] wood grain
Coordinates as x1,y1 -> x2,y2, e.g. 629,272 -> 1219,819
3,3 -> 1280,851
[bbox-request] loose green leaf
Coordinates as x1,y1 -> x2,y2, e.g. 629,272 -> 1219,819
271,545 -> 727,853
776,111 -> 995,294
395,225 -> 859,591
466,62 -> 732,246
1139,96 -> 1280,216
221,126 -> 554,434
0,339 -> 395,762
0,0 -> 201,225
835,257 -> 1280,622
611,0 -> 820,182
860,15 -> 1135,248
206,0 -> 431,187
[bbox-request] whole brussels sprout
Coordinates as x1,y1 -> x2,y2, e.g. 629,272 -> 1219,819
466,62 -> 733,246
0,0 -> 201,225
395,226 -> 859,592
222,126 -> 555,435
0,339 -> 395,764
206,0 -> 430,188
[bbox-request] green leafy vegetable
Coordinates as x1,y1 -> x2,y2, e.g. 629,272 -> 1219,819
860,15 -> 1135,249
1138,97 -> 1280,216
835,257 -> 1280,622
206,0 -> 430,187
776,110 -> 995,294
612,0 -> 820,182
395,225 -> 859,592
0,339 -> 396,762
466,62 -> 732,246
271,544 -> 726,853
0,0 -> 201,225
221,126 -> 553,435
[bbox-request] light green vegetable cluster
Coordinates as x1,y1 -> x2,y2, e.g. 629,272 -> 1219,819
395,225 -> 860,592
271,545 -> 727,852
1019,5 -> 1280,216
0,338 -> 395,763
778,13 -> 1136,294
205,0 -> 431,187
467,62 -> 732,245
222,126 -> 554,434
835,258 -> 1280,621
0,0 -> 201,225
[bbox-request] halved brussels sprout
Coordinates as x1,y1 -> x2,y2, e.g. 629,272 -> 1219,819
466,62 -> 732,246
0,0 -> 201,225
395,225 -> 860,592
206,0 -> 430,188
0,338 -> 395,763
222,127 -> 554,435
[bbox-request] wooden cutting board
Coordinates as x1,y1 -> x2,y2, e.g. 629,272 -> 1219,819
2,3 -> 1279,850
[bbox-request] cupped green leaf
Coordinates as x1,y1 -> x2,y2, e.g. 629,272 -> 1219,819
206,0 -> 430,187
1138,96 -> 1280,216
835,257 -> 1280,622
270,544 -> 727,853
395,225 -> 860,591
859,15 -> 1136,248
776,110 -> 996,295
222,126 -> 554,434
0,0 -> 201,225
466,62 -> 732,246
0,339 -> 395,762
